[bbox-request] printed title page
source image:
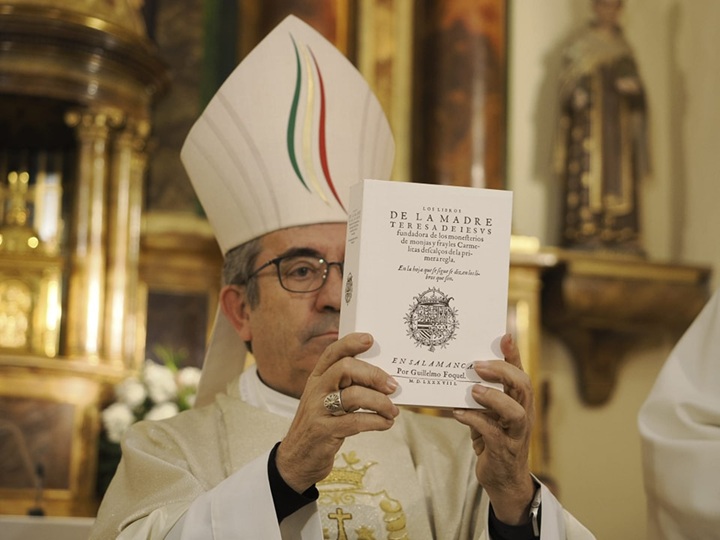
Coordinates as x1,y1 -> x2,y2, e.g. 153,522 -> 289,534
339,179 -> 513,409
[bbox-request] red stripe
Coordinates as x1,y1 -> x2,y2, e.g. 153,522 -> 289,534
310,49 -> 345,212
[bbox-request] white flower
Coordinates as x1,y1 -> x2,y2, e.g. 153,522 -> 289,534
142,360 -> 178,403
177,366 -> 202,390
115,377 -> 147,409
144,402 -> 179,421
101,403 -> 135,443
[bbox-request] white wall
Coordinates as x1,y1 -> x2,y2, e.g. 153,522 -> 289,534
508,1 -> 720,538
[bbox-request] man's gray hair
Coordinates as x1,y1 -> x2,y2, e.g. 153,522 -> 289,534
222,237 -> 263,308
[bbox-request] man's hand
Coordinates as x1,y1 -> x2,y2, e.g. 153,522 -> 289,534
452,334 -> 536,525
276,333 -> 399,493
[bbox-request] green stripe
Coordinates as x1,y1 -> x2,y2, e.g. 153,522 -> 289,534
287,36 -> 308,190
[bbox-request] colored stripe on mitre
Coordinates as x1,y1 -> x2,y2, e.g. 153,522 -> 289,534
287,33 -> 346,212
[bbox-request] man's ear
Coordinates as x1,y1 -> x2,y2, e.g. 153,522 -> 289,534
219,285 -> 253,342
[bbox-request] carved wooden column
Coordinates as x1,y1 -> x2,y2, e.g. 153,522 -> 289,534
508,238 -> 558,474
63,110 -> 155,369
64,109 -> 120,360
105,118 -> 150,368
542,250 -> 711,405
125,120 -> 149,370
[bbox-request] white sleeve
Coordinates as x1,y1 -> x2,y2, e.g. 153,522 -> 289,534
119,450 -> 322,540
478,482 -> 595,540
535,484 -> 596,540
638,289 -> 720,539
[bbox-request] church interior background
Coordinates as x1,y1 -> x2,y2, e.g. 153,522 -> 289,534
0,1 -> 718,538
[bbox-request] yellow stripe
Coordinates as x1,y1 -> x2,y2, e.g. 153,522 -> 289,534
300,45 -> 329,203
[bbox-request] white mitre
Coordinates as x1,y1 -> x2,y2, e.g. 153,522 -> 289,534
181,15 -> 395,407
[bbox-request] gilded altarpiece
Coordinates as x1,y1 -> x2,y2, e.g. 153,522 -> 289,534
0,0 -> 167,516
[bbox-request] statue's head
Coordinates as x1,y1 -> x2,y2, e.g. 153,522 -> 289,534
592,0 -> 624,27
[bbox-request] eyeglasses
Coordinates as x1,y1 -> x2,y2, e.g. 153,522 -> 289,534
247,255 -> 344,293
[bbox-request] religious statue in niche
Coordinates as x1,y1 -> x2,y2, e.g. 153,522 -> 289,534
555,0 -> 650,255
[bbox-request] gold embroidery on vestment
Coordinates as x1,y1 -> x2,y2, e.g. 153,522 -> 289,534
319,451 -> 409,540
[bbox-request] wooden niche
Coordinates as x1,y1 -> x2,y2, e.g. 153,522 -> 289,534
542,249 -> 711,406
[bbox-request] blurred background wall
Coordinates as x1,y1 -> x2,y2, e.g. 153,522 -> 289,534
508,1 -> 720,537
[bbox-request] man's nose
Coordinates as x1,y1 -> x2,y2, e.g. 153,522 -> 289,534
316,264 -> 343,311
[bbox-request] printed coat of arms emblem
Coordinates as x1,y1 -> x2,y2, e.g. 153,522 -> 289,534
344,273 -> 354,305
404,287 -> 459,352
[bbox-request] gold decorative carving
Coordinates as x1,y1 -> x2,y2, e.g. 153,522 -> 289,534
0,171 -> 40,253
0,0 -> 168,517
0,4 -> 168,116
357,0 -> 415,182
0,254 -> 62,357
0,280 -> 31,349
542,249 -> 711,405
3,0 -> 149,38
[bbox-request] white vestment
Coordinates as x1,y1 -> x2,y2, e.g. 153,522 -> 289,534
638,289 -> 720,539
91,366 -> 594,540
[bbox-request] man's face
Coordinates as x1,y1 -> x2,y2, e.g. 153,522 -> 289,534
240,222 -> 346,398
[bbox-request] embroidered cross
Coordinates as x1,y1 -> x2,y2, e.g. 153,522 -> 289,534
328,507 -> 353,540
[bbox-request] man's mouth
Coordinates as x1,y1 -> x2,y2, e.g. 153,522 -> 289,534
305,316 -> 340,343
307,329 -> 339,344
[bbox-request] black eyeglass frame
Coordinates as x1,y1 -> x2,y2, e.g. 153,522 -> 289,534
245,255 -> 344,293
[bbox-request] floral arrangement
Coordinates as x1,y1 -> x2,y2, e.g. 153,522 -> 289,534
100,348 -> 202,444
96,348 -> 201,497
